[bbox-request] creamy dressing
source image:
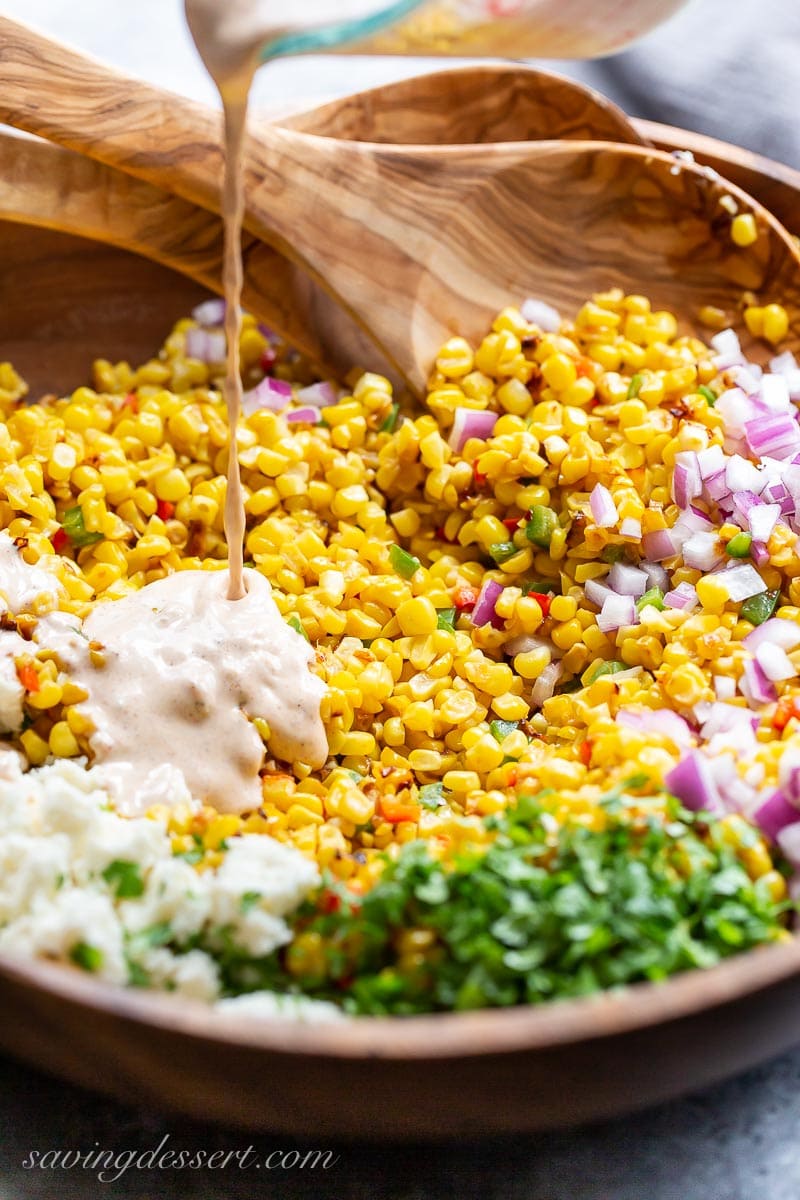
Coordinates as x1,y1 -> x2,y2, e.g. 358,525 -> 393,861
185,0 -> 689,71
47,569 -> 326,816
0,533 -> 62,614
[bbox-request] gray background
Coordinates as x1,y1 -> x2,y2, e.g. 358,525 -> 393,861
3,0 -> 800,1196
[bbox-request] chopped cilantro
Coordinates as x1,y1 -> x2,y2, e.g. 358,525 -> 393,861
235,790 -> 788,1015
102,859 -> 145,899
69,942 -> 104,973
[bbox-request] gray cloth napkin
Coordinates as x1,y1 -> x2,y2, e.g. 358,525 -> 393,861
560,0 -> 800,169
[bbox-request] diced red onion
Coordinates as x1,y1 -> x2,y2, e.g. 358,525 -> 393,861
750,541 -> 771,567
759,373 -> 791,412
584,578 -> 615,610
697,445 -> 726,479
703,468 -> 731,502
717,563 -> 767,602
770,350 -> 799,375
448,407 -> 497,453
746,412 -> 800,459
589,483 -> 618,528
608,562 -> 648,597
521,298 -> 561,332
664,751 -> 723,814
779,750 -> 800,801
748,502 -> 780,543
531,660 -> 563,707
641,561 -> 669,591
753,788 -> 800,841
743,618 -> 800,653
726,456 -> 763,494
241,375 -> 293,415
777,821 -> 800,870
617,707 -> 693,746
679,506 -> 714,531
713,675 -> 737,700
664,582 -> 698,611
755,642 -> 797,682
191,297 -> 226,327
682,531 -> 724,572
185,327 -> 227,363
741,657 -> 777,706
505,634 -> 557,658
471,579 -> 504,628
729,365 -> 762,396
710,328 -> 741,357
715,388 -> 753,437
296,382 -> 338,409
671,451 -> 702,508
619,517 -> 642,540
700,701 -> 759,741
597,592 -> 637,632
285,407 -> 320,424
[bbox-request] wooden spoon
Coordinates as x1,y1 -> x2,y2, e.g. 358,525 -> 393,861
1,19 -> 798,390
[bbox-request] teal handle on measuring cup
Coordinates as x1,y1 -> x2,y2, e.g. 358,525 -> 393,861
261,0 -> 425,59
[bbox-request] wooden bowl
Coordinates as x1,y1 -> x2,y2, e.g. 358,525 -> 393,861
3,125 -> 800,1137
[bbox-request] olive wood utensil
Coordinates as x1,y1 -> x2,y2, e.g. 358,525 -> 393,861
1,18 -> 798,392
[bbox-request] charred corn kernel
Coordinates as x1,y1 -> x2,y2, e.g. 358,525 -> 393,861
442,770 -> 481,794
514,647 -> 550,679
696,575 -> 729,614
154,468 -> 191,502
541,353 -> 577,391
436,337 -> 474,378
763,304 -> 789,345
202,814 -> 242,851
744,305 -> 765,338
20,729 -> 49,766
491,693 -> 529,721
731,213 -> 758,247
549,594 -> 577,621
551,618 -> 583,650
49,721 -> 80,758
397,596 -> 438,636
27,680 -> 63,709
664,663 -> 710,706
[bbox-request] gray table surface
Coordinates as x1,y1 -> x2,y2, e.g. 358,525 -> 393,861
3,1 -> 800,1196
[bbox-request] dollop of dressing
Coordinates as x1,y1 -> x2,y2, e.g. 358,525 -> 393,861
52,570 -> 327,815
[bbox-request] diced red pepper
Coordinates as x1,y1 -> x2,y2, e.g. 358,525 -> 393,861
772,696 -> 800,732
578,739 -> 593,767
51,528 -> 69,554
16,663 -> 39,693
121,393 -> 138,413
379,795 -> 421,824
472,467 -> 488,489
157,500 -> 175,521
319,889 -> 340,914
260,346 -> 277,373
453,586 -> 478,611
503,516 -> 522,532
529,591 -> 552,618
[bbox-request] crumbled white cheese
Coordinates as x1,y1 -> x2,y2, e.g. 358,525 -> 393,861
0,758 -> 321,1009
216,991 -> 345,1022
